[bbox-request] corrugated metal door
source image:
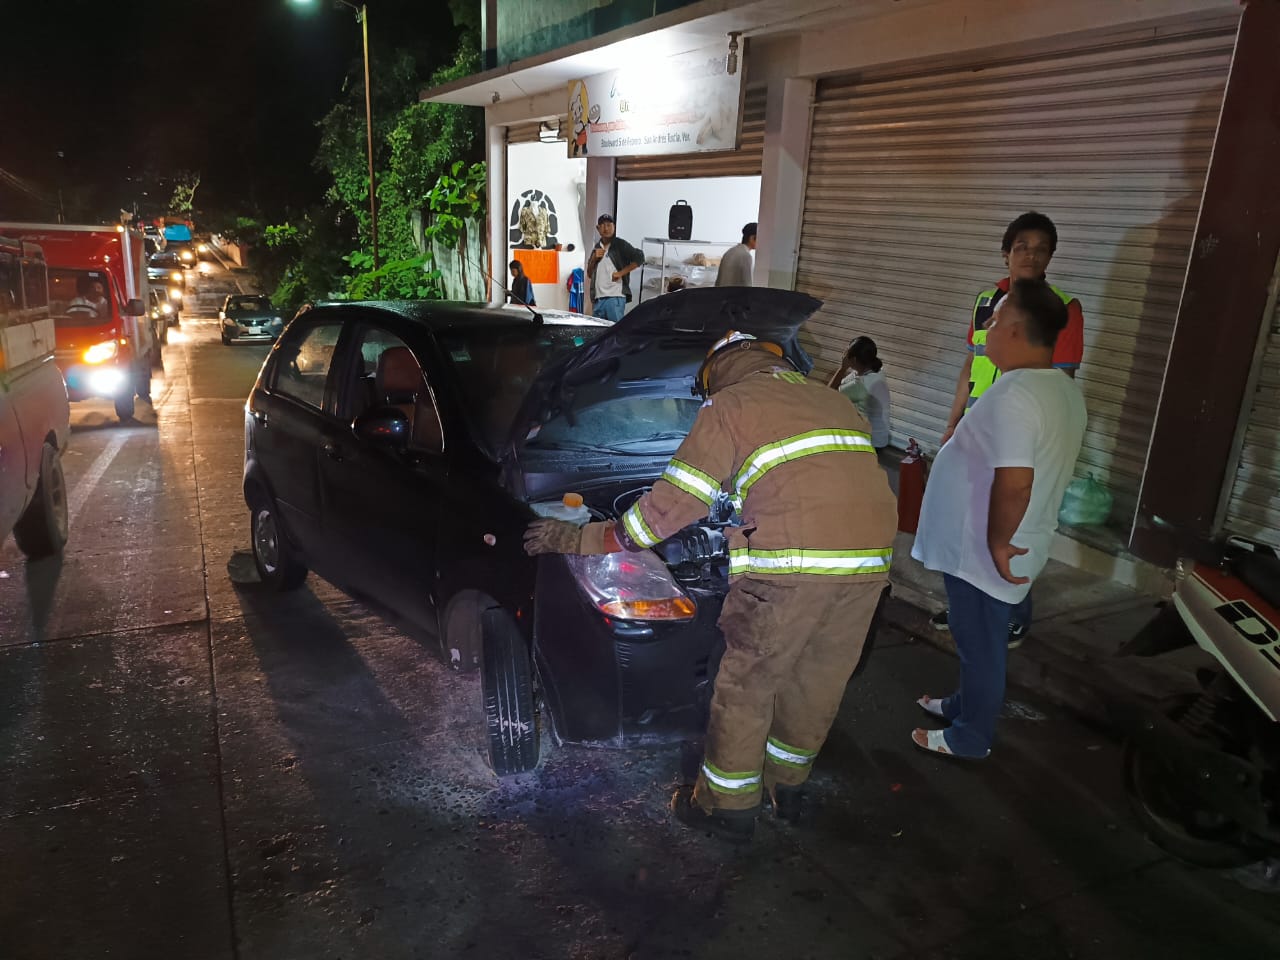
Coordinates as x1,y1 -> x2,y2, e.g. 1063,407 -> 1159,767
1223,305 -> 1280,549
616,86 -> 766,180
795,16 -> 1239,516
507,117 -> 568,144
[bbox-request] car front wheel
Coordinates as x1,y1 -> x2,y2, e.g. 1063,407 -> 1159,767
248,488 -> 307,591
480,607 -> 539,776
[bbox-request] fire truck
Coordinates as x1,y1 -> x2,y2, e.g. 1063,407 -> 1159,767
0,223 -> 156,421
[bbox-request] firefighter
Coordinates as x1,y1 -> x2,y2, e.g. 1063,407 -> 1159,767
524,331 -> 898,841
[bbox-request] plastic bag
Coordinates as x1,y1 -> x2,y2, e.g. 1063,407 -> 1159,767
1058,473 -> 1112,526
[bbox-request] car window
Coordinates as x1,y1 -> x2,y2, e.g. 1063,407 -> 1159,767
273,322 -> 343,412
345,325 -> 445,453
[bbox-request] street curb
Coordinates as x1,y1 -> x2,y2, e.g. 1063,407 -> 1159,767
882,583 -> 1201,737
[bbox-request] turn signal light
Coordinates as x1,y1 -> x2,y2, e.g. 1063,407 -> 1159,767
598,597 -> 697,620
83,340 -> 119,364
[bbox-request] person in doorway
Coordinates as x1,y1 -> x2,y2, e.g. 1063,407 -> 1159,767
715,221 -> 757,287
586,214 -> 642,323
910,279 -> 1086,759
508,259 -> 536,307
827,336 -> 891,452
931,211 -> 1086,647
524,330 -> 897,841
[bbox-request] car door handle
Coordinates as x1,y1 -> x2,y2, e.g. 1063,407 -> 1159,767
322,441 -> 343,462
251,409 -> 268,425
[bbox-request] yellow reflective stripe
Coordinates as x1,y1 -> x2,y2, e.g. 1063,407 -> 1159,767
701,762 -> 762,794
772,370 -> 807,384
662,459 -> 718,506
734,429 -> 874,497
728,547 -> 892,576
621,501 -> 661,547
766,738 -> 816,768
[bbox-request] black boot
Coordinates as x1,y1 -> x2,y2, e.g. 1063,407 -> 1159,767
771,785 -> 807,824
670,786 -> 756,843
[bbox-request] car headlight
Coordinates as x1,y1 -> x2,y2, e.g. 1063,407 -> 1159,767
161,302 -> 174,314
565,549 -> 696,621
273,316 -> 283,324
83,340 -> 119,364
197,243 -> 208,253
180,250 -> 194,261
171,271 -> 183,282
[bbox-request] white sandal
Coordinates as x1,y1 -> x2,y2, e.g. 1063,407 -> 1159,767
911,727 -> 989,760
916,695 -> 945,718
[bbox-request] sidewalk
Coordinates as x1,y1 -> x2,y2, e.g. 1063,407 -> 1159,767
883,529 -> 1208,730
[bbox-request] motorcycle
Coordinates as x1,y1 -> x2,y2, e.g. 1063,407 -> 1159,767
1119,535 -> 1280,867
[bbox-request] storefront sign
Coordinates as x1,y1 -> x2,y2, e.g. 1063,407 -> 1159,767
568,46 -> 742,158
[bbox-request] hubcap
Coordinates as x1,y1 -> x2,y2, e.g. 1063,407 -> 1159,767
254,507 -> 280,574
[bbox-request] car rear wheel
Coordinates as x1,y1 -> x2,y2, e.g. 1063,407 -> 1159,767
13,443 -> 69,559
480,607 -> 539,776
248,488 -> 308,591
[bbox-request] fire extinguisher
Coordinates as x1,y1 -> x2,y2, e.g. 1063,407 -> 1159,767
897,438 -> 926,534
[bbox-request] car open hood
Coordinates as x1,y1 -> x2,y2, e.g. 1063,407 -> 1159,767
508,287 -> 821,454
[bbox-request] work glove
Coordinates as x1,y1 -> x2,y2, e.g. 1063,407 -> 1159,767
524,520 -> 615,556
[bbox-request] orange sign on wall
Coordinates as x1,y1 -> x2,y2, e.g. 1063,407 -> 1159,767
511,249 -> 559,284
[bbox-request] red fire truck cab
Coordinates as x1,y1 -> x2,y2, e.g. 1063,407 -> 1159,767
0,223 -> 155,421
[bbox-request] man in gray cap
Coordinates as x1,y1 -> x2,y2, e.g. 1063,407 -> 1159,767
716,222 -> 757,287
587,213 -> 643,323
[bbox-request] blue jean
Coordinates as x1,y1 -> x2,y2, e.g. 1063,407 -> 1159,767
939,574 -> 1011,757
592,296 -> 625,323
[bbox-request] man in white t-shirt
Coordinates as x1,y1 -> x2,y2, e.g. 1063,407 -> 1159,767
909,278 -> 1086,759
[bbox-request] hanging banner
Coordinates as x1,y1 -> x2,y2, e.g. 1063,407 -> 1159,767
568,45 -> 743,159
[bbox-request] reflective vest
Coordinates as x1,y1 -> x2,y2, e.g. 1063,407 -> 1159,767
968,282 -> 1075,406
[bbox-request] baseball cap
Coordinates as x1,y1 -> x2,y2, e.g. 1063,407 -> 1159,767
597,213 -> 615,224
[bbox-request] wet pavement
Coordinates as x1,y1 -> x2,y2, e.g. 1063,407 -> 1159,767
2,257 -> 1279,959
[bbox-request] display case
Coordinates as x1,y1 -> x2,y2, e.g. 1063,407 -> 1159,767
637,238 -> 737,304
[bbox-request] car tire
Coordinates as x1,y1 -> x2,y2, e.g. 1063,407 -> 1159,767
13,443 -> 69,559
480,607 -> 539,776
114,392 -> 135,420
221,331 -> 231,345
247,487 -> 307,591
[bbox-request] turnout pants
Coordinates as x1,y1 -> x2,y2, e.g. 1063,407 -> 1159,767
693,577 -> 887,813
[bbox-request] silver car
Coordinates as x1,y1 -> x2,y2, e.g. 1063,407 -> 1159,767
220,294 -> 285,344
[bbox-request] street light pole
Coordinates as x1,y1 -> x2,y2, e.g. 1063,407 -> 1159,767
294,0 -> 378,290
355,3 -> 379,286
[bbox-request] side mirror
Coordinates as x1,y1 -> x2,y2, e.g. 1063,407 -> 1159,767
126,298 -> 146,317
353,406 -> 410,446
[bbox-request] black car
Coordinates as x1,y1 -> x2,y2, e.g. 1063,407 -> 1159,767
242,290 -> 818,775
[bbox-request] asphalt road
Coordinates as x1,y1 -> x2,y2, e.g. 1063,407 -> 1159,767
1,256 -> 1278,959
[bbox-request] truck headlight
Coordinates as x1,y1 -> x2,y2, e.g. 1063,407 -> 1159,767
565,550 -> 696,621
83,340 -> 119,364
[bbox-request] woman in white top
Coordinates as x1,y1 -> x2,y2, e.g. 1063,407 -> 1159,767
827,336 -> 892,451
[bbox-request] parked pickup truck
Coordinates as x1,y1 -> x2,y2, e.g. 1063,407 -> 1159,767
0,237 -> 71,558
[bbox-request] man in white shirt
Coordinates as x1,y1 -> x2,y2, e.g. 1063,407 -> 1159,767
909,278 -> 1086,759
715,222 -> 756,287
587,214 -> 642,323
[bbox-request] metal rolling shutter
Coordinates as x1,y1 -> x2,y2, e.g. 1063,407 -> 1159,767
616,86 -> 766,180
795,16 -> 1239,516
1223,311 -> 1280,549
506,117 -> 568,144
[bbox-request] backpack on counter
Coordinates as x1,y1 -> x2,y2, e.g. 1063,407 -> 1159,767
668,200 -> 693,241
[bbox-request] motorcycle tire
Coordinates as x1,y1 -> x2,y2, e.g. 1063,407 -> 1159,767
1123,726 -> 1258,868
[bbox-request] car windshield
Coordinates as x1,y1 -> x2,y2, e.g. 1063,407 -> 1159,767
48,267 -> 115,327
229,296 -> 271,312
150,254 -> 180,268
437,323 -> 607,457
